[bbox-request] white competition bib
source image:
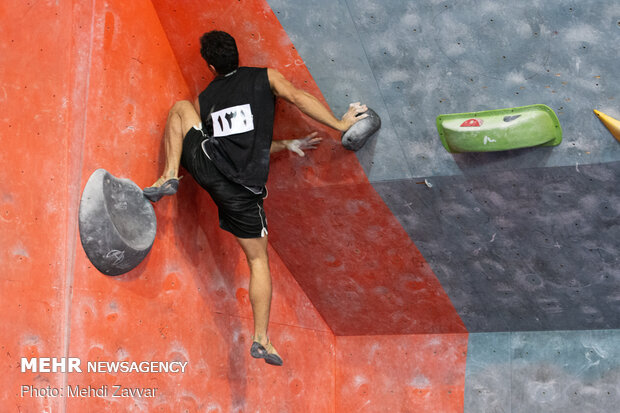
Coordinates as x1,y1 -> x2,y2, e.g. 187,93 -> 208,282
210,104 -> 254,137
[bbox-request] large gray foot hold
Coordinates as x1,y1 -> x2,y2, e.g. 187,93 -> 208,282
341,107 -> 381,151
78,169 -> 157,276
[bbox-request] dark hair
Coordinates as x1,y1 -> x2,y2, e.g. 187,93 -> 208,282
199,31 -> 239,75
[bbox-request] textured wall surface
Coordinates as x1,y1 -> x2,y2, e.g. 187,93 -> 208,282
336,334 -> 469,412
0,1 -> 75,411
3,0 -> 619,411
465,330 -> 620,413
373,161 -> 620,332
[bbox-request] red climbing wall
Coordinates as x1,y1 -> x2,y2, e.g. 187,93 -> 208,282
4,0 -> 334,411
0,0 -> 74,411
69,0 -> 336,410
3,0 -> 468,411
336,334 -> 468,412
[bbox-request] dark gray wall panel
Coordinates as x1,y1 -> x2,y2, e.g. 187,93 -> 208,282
374,162 -> 620,332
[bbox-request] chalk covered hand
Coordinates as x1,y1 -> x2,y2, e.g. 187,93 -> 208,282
340,102 -> 369,131
285,132 -> 322,157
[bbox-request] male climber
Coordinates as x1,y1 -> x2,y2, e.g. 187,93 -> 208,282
143,31 -> 368,366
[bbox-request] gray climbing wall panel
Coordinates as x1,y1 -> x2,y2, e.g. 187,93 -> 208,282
269,0 -> 620,180
465,330 -> 620,412
373,161 -> 620,332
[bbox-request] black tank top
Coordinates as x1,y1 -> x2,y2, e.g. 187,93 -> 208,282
198,67 -> 275,187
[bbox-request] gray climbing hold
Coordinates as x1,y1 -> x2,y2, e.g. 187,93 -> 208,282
341,107 -> 381,151
78,169 -> 157,276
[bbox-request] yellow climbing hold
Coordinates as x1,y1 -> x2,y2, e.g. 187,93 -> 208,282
593,109 -> 620,142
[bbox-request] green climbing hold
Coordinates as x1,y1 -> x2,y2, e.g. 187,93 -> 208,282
436,104 -> 562,153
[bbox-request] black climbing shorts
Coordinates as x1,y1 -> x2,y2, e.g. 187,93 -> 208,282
180,126 -> 268,239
